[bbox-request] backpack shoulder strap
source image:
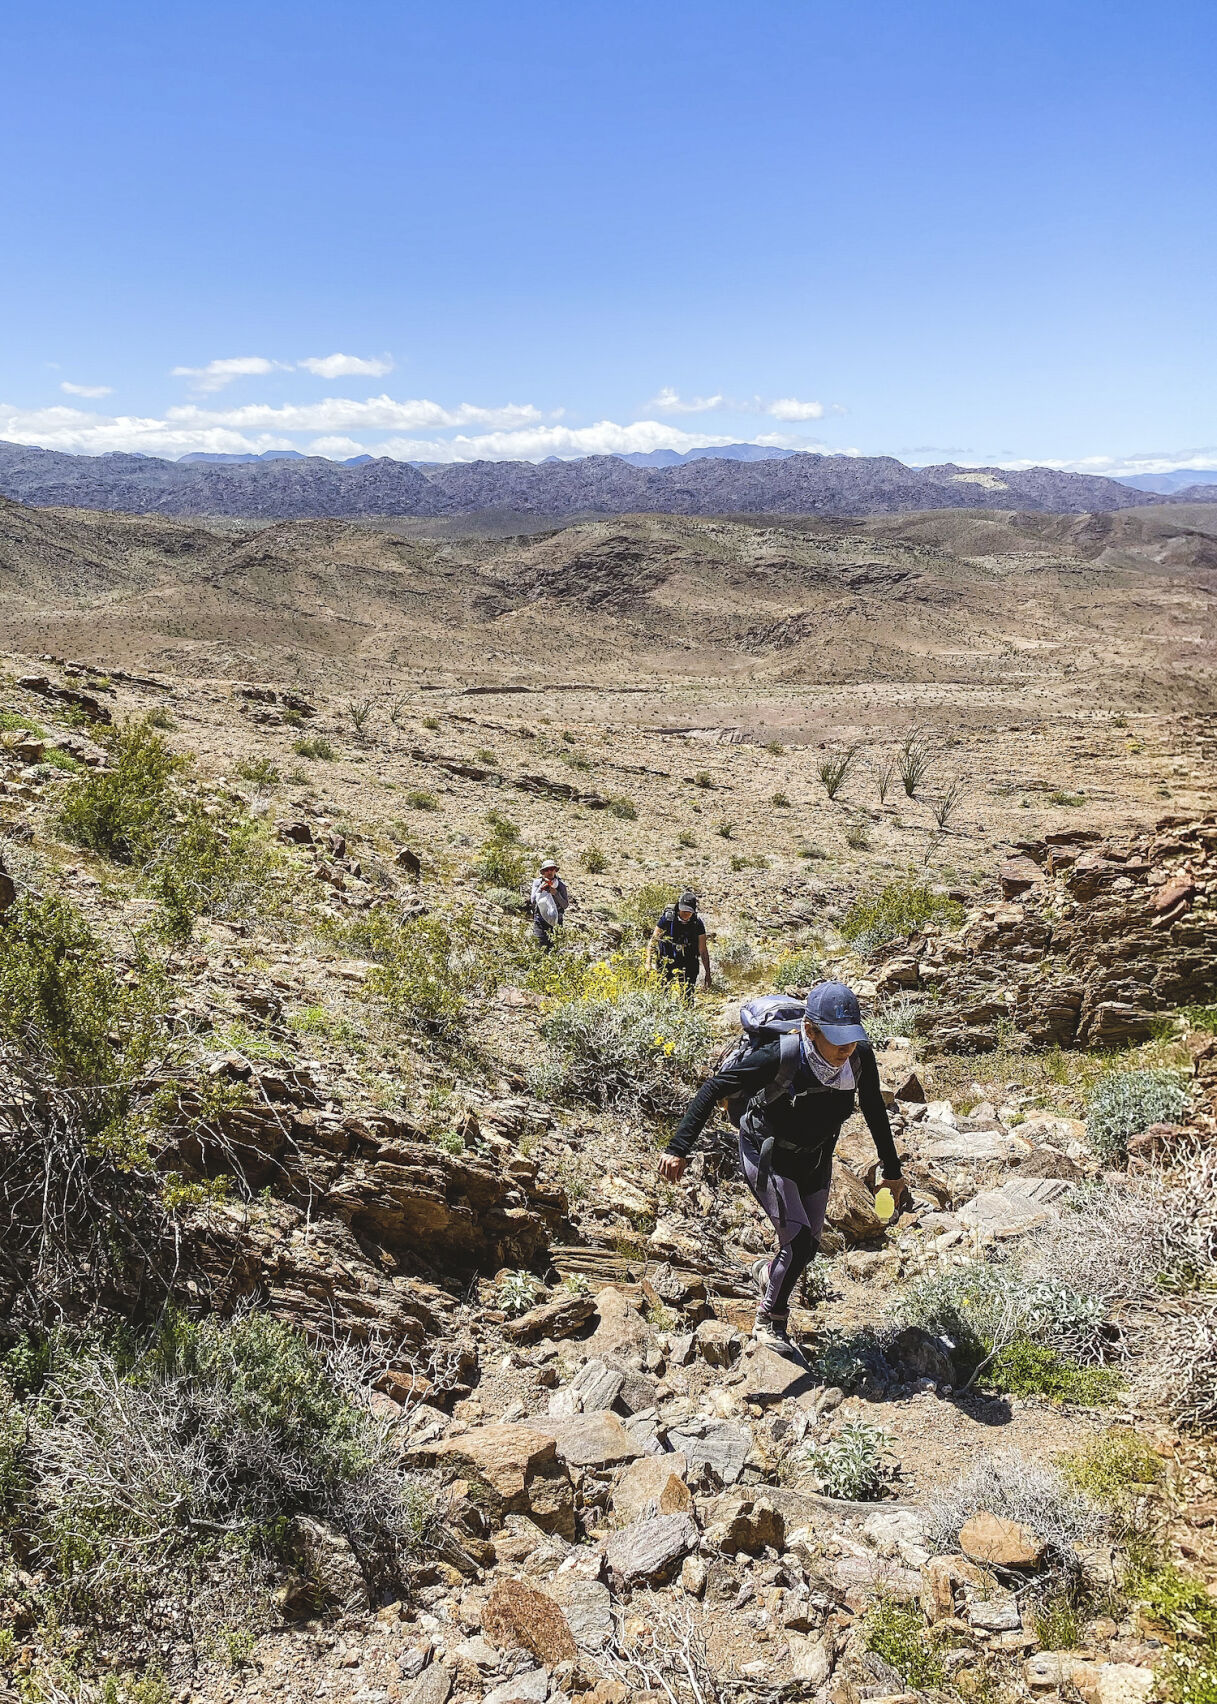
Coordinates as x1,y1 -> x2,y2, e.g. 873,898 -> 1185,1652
757,1029 -> 803,1104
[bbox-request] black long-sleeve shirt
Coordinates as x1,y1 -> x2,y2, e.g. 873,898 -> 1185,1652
666,1039 -> 902,1186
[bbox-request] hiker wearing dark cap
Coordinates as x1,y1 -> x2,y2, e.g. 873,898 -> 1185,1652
646,890 -> 711,1000
529,858 -> 569,950
658,980 -> 907,1357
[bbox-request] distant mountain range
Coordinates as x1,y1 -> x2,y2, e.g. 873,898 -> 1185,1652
1,438 -> 1212,522
1116,469 -> 1217,494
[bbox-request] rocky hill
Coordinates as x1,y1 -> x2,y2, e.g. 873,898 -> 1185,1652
0,528 -> 1214,1704
0,439 -> 1173,521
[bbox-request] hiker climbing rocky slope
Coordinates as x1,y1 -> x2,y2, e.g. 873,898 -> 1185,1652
0,624 -> 1214,1704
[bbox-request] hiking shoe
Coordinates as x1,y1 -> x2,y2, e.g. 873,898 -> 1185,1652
751,1312 -> 807,1363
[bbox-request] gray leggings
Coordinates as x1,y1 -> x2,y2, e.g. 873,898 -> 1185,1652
738,1129 -> 830,1318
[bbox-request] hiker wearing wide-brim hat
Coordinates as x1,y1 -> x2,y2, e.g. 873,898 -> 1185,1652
658,980 -> 908,1358
529,858 -> 570,950
646,889 -> 712,1001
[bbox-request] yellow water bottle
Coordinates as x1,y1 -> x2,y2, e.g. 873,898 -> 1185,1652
874,1187 -> 896,1223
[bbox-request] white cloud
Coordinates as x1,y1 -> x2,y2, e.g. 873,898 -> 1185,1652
372,420 -> 769,462
165,395 -> 544,432
0,399 -> 837,464
645,388 -> 825,422
298,353 -> 394,379
60,380 -> 113,399
766,397 -> 824,421
169,356 -> 286,393
646,387 -> 726,414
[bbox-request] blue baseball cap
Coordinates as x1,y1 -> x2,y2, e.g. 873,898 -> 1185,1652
804,980 -> 869,1044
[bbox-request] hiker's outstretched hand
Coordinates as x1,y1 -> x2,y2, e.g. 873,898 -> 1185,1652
882,1176 -> 910,1210
659,1154 -> 688,1183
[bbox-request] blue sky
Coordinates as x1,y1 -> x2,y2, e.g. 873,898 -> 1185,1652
3,1 -> 1214,472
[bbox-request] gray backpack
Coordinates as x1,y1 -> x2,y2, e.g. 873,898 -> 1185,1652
718,995 -> 806,1125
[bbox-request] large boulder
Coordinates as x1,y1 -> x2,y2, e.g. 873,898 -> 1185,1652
612,1453 -> 693,1523
701,1492 -> 784,1556
605,1512 -> 699,1588
423,1424 -> 575,1538
482,1576 -> 577,1667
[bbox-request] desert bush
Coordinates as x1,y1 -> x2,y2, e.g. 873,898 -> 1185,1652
865,1599 -> 945,1687
986,1341 -> 1123,1404
496,1272 -> 545,1316
1048,789 -> 1086,808
1085,1068 -> 1188,1160
897,735 -> 930,798
608,795 -> 637,820
59,718 -> 187,862
799,1420 -> 892,1500
473,746 -> 499,766
293,735 -> 336,760
929,777 -> 965,830
926,1450 -> 1103,1564
900,1259 -> 1108,1372
234,755 -> 281,786
404,788 -> 439,810
145,804 -> 284,945
765,740 -> 785,755
0,895 -> 172,1323
616,882 -> 677,944
875,755 -> 896,803
1126,1558 -> 1217,1704
867,993 -> 929,1044
533,961 -> 711,1114
773,947 -> 825,994
362,909 -> 502,1039
798,843 -> 828,860
346,697 -> 375,739
770,790 -> 791,808
809,1328 -> 880,1394
840,877 -> 963,952
581,845 -> 608,874
816,744 -> 859,800
677,830 -> 697,848
4,1313 -> 436,1638
845,820 -> 871,850
477,835 -> 528,891
1061,1430 -> 1163,1507
716,819 -> 734,838
694,770 -> 715,789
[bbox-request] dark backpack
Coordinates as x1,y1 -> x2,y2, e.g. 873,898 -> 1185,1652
717,995 -> 806,1125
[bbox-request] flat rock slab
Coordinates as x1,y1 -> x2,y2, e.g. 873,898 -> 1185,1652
484,1576 -> 577,1667
505,1293 -> 596,1343
605,1512 -> 699,1586
960,1511 -> 1044,1568
612,1452 -> 692,1523
741,1343 -> 817,1405
965,1586 -> 1022,1632
958,1177 -> 1072,1240
407,1666 -> 454,1704
915,1124 -> 1028,1165
531,1410 -> 643,1470
536,1576 -> 613,1653
484,1670 -> 550,1704
666,1418 -> 752,1485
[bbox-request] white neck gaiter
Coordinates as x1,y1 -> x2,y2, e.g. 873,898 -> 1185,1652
801,1028 -> 855,1090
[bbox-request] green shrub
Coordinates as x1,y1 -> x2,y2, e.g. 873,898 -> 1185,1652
145,707 -> 176,731
533,962 -> 711,1114
809,1328 -> 877,1393
0,893 -> 164,1153
840,878 -> 964,952
1085,1069 -> 1188,1160
581,845 -> 608,874
771,790 -> 791,807
900,1260 -> 1108,1370
817,744 -> 859,800
234,755 -> 281,786
773,947 -> 825,994
38,746 -> 83,773
608,795 -> 637,820
987,1340 -> 1123,1404
800,1420 -> 892,1500
865,1598 -> 946,1687
473,746 -> 499,766
1061,1429 -> 1163,1505
477,835 -> 528,890
798,843 -> 828,860
145,804 -> 284,945
765,740 -> 785,755
677,830 -> 697,848
1127,1560 -> 1217,1704
363,909 -> 501,1039
845,820 -> 872,850
0,711 -> 46,734
404,788 -> 439,810
1032,1594 -> 1085,1650
293,735 -> 336,760
867,992 -> 929,1044
694,770 -> 715,789
1049,790 -> 1086,808
617,882 -> 677,943
58,718 -> 187,862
